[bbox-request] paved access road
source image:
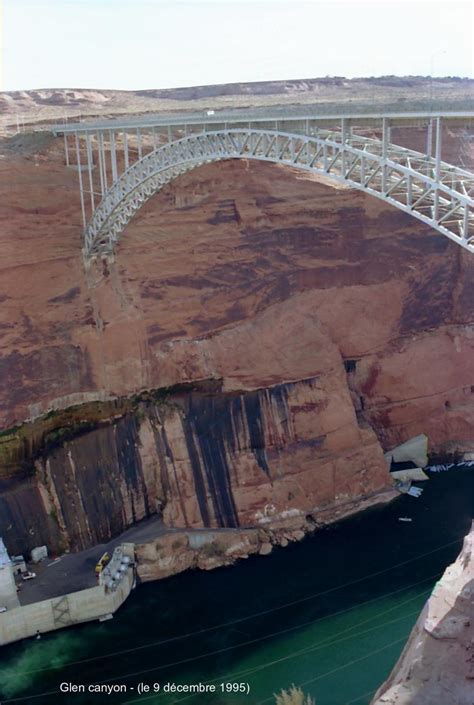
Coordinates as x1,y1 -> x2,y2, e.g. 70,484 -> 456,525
17,516 -> 242,605
18,514 -> 167,605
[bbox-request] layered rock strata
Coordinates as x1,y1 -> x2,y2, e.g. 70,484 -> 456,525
0,376 -> 392,554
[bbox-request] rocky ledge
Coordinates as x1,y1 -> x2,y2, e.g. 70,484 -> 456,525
136,488 -> 397,582
372,522 -> 474,705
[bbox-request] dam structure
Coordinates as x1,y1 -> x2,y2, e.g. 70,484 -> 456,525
52,109 -> 474,257
0,543 -> 135,647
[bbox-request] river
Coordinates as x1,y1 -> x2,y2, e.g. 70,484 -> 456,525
0,467 -> 472,705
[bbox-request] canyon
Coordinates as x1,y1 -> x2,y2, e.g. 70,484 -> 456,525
1,116 -> 473,560
0,79 -> 473,705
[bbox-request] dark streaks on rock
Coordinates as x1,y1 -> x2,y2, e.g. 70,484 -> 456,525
48,287 -> 81,304
0,480 -> 61,555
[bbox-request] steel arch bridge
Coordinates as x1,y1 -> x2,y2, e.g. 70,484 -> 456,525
52,111 -> 474,257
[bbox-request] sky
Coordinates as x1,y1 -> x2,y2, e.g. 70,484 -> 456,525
1,0 -> 473,91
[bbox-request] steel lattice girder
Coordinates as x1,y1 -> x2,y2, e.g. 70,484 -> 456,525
80,128 -> 474,256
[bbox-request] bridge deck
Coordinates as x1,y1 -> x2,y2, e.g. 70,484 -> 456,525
52,109 -> 474,134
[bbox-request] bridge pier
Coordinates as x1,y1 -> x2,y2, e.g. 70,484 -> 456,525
382,118 -> 390,192
434,117 -> 443,221
435,117 -> 442,180
123,131 -> 129,170
85,133 -> 95,211
110,130 -> 118,182
426,118 -> 433,159
64,133 -> 70,167
98,131 -> 107,193
136,128 -> 143,159
74,133 -> 86,229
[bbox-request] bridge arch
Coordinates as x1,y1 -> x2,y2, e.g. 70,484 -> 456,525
83,128 -> 474,256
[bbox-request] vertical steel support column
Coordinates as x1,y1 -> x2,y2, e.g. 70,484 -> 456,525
434,117 -> 442,220
152,127 -> 157,151
435,117 -> 442,180
382,118 -> 389,158
98,131 -> 108,191
341,118 -> 348,176
143,130 -> 153,154
168,126 -> 172,142
64,133 -> 70,166
341,118 -> 349,143
426,119 -> 433,159
123,131 -> 129,170
382,118 -> 389,192
85,133 -> 95,211
74,132 -> 86,230
137,128 -> 143,159
97,131 -> 105,194
110,130 -> 118,181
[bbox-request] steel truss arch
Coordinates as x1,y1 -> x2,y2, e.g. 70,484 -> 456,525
84,129 -> 474,256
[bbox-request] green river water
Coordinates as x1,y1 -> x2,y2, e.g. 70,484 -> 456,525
0,468 -> 472,705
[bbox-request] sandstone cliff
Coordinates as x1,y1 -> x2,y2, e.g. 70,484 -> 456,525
371,523 -> 474,705
0,375 -> 391,554
0,123 -> 473,554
